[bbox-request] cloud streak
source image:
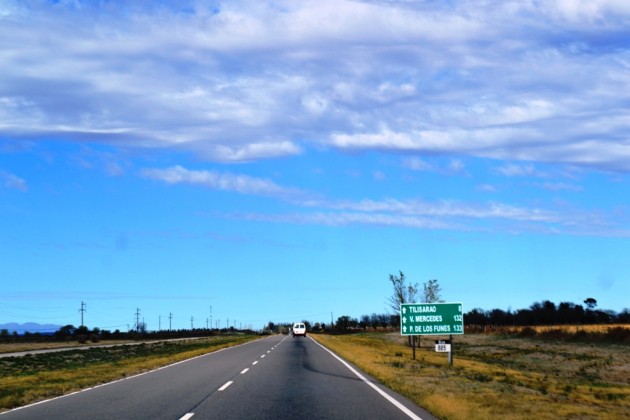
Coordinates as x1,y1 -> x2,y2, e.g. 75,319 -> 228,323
0,1 -> 629,170
141,164 -> 626,236
0,171 -> 27,191
140,165 -> 305,200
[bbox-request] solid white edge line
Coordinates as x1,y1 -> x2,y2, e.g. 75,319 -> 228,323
179,413 -> 195,420
1,336 -> 277,415
218,381 -> 233,391
310,337 -> 423,420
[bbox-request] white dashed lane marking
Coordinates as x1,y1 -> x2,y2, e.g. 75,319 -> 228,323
218,381 -> 233,391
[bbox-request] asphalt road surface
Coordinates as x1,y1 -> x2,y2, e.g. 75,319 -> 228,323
1,335 -> 436,420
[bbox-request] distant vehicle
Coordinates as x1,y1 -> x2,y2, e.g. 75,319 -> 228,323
292,322 -> 306,337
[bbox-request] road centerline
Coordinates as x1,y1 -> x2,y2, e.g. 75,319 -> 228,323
218,381 -> 233,391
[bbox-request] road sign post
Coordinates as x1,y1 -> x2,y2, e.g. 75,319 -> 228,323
401,302 -> 463,366
400,302 -> 464,336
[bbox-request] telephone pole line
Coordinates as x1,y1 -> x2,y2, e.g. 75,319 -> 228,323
135,308 -> 141,332
79,301 -> 87,327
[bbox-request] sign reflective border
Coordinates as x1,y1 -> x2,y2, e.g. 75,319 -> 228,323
400,302 -> 464,336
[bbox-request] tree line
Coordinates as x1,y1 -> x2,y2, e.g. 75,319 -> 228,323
320,273 -> 630,333
465,299 -> 630,327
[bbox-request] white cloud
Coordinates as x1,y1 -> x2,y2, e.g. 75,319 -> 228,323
212,141 -> 302,162
476,184 -> 497,193
541,182 -> 583,192
319,198 -> 560,223
139,164 -> 624,236
372,170 -> 386,181
0,171 -> 27,191
0,0 -> 629,172
495,163 -> 546,178
140,165 -> 304,199
402,157 -> 433,172
544,0 -> 630,24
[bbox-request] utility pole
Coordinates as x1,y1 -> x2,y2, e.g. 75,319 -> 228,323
191,316 -> 194,330
135,308 -> 141,332
169,313 -> 173,331
210,305 -> 212,331
79,301 -> 87,327
159,315 -> 161,331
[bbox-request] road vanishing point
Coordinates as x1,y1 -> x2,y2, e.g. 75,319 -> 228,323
1,335 -> 436,420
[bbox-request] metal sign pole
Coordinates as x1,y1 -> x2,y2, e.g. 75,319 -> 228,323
448,334 -> 453,366
412,335 -> 416,360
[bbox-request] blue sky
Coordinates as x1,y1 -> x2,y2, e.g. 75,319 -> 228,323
1,0 -> 629,331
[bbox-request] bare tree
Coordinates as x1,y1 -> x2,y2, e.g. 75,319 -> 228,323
387,271 -> 419,313
422,279 -> 442,303
387,271 -> 419,347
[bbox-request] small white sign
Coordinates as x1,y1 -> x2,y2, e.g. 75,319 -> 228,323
435,343 -> 451,352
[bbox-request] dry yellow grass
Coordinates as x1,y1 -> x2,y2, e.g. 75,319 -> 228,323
313,332 -> 630,420
0,335 -> 260,411
0,339 -> 145,354
496,324 -> 630,334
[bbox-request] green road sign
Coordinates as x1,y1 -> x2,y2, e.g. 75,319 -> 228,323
400,302 -> 464,336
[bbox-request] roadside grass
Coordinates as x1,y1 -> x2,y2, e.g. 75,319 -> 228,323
0,334 -> 260,412
313,331 -> 630,419
0,339 -> 144,354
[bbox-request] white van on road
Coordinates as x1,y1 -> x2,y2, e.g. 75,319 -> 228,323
292,322 -> 306,337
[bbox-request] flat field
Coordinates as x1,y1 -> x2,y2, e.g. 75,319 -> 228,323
0,334 -> 259,412
313,328 -> 630,419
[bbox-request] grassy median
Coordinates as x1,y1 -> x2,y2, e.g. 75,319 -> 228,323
313,329 -> 630,419
0,334 -> 260,412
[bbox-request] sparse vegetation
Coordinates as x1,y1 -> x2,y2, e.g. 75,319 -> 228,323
0,334 -> 260,412
313,329 -> 630,419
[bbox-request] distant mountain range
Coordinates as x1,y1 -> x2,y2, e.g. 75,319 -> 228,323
0,322 -> 62,334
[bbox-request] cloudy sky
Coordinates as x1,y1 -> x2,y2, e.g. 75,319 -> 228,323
1,0 -> 629,330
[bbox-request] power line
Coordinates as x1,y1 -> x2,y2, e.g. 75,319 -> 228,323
135,307 -> 141,332
79,301 -> 87,327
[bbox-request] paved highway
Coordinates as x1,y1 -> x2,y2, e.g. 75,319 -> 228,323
1,335 -> 435,419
